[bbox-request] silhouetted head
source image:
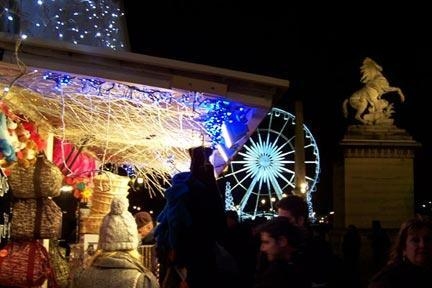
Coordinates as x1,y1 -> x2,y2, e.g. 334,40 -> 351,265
276,195 -> 308,227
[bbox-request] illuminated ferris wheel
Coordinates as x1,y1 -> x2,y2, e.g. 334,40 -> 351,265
220,107 -> 320,220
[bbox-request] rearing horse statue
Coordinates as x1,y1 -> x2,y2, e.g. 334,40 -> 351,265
342,57 -> 405,125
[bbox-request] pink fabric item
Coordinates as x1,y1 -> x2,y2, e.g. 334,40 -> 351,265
53,138 -> 97,177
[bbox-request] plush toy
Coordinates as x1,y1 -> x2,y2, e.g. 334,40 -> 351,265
21,121 -> 46,151
16,140 -> 38,168
15,122 -> 31,143
64,175 -> 93,201
0,113 -> 17,165
6,118 -> 27,152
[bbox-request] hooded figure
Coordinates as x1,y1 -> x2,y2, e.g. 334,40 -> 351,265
155,146 -> 227,288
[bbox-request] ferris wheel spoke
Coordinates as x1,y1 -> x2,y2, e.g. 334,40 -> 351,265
275,173 -> 296,190
264,186 -> 277,213
260,170 -> 269,186
238,176 -> 259,211
268,139 -> 280,154
274,152 -> 290,161
305,175 -> 315,181
279,160 -> 295,164
273,170 -> 295,189
255,130 -> 264,149
265,177 -> 273,195
231,160 -> 254,164
266,113 -> 274,144
275,136 -> 294,151
244,137 -> 258,149
239,143 -> 256,153
255,131 -> 267,152
224,165 -> 251,178
267,173 -> 284,198
273,119 -> 290,143
257,177 -> 265,192
243,142 -> 260,158
231,170 -> 255,191
279,150 -> 296,157
253,193 -> 261,220
238,193 -> 252,214
257,168 -> 271,184
279,166 -> 295,175
238,149 -> 254,159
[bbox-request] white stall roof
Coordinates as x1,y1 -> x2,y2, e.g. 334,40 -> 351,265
0,33 -> 289,190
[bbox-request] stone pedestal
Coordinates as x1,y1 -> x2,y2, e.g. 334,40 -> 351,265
335,125 -> 420,229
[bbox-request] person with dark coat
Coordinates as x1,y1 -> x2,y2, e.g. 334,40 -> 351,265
342,224 -> 362,287
155,146 -> 227,288
221,210 -> 256,288
370,220 -> 391,271
135,211 -> 156,245
342,225 -> 362,267
276,195 -> 344,288
254,217 -> 311,288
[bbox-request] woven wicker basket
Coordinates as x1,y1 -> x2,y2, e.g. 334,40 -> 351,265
89,172 -> 129,215
78,172 -> 130,234
9,154 -> 63,198
91,192 -> 127,214
80,215 -> 104,234
93,171 -> 130,193
11,198 -> 63,239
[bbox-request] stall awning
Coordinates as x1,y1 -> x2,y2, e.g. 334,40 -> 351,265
0,32 -> 289,191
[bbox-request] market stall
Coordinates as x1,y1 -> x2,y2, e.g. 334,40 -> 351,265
0,31 -> 289,286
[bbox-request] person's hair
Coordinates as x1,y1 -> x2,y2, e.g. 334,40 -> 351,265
188,146 -> 220,195
276,195 -> 309,222
134,211 -> 153,229
189,146 -> 214,176
388,215 -> 432,265
256,217 -> 306,249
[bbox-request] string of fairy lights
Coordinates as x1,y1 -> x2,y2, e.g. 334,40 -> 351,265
0,0 -> 127,50
0,60 -> 250,194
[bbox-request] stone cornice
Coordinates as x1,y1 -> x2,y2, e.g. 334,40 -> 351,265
340,125 -> 420,158
343,146 -> 416,158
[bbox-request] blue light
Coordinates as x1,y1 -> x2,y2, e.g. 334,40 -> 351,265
42,71 -> 250,147
43,72 -> 74,89
221,120 -> 248,148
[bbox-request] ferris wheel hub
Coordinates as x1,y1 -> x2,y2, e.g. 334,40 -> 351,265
259,155 -> 271,167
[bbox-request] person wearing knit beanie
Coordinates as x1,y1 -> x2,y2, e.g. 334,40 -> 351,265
98,197 -> 139,251
71,197 -> 160,288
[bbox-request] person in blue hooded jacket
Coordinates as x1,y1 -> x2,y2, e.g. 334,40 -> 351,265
155,146 -> 227,288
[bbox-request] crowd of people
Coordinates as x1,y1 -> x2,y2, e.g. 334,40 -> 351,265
68,146 -> 432,288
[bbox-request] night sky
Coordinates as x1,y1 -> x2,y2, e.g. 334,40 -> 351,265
123,1 -> 431,213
